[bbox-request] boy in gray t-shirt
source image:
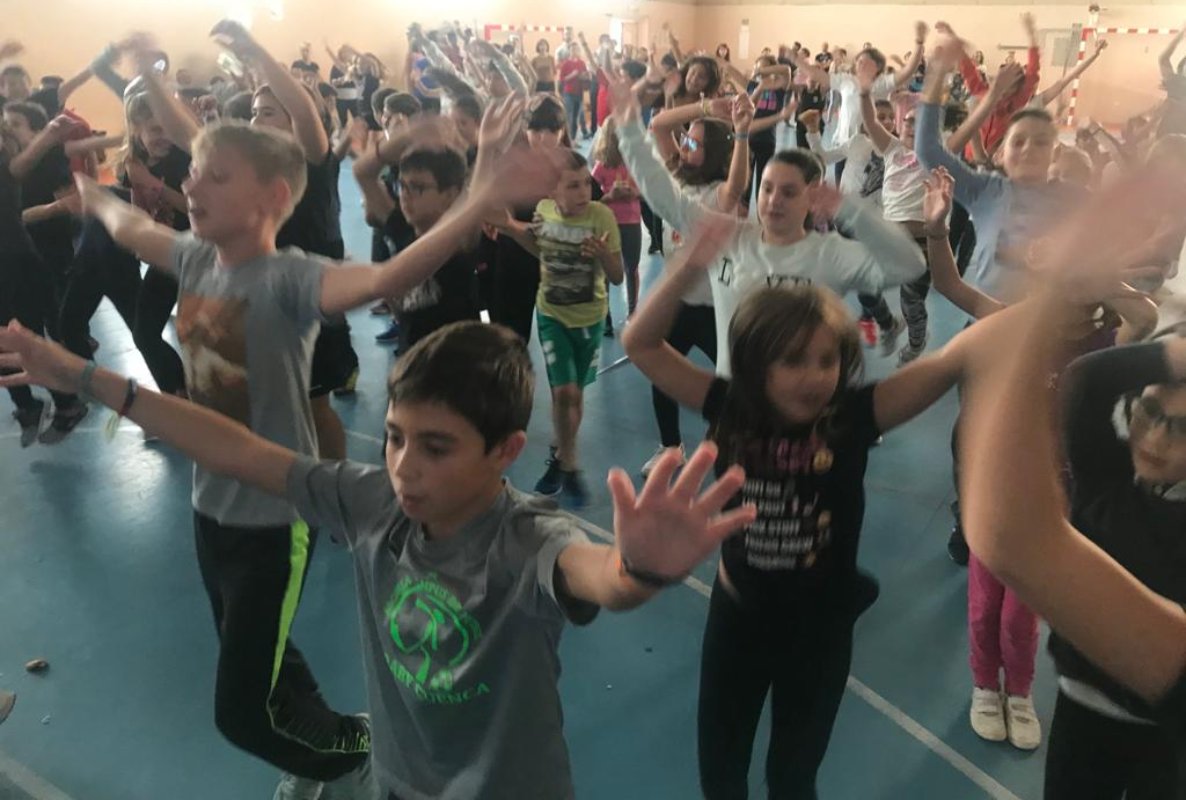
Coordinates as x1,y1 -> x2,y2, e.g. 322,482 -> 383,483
0,319 -> 755,800
66,104 -> 573,797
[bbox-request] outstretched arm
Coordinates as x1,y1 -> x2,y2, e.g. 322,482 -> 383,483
74,174 -> 179,271
893,21 -> 929,90
1036,39 -> 1107,108
0,324 -> 296,496
945,62 -> 1024,155
1160,26 -> 1185,83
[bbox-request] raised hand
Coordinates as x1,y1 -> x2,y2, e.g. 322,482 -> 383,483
922,167 -> 954,231
608,74 -> 640,125
798,108 -> 821,132
731,91 -> 755,133
608,442 -> 754,584
808,181 -> 845,223
779,95 -> 800,122
855,53 -> 880,91
0,40 -> 23,60
210,19 -> 263,63
45,115 -> 88,143
475,144 -> 564,211
73,173 -> 115,217
478,93 -> 526,154
580,231 -> 611,261
989,62 -> 1025,100
915,20 -> 930,44
1095,38 -> 1109,54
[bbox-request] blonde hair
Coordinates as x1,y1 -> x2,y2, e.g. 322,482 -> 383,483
591,117 -> 623,168
118,92 -> 159,172
191,121 -> 308,221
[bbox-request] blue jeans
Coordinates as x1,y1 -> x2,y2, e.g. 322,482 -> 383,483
563,92 -> 585,140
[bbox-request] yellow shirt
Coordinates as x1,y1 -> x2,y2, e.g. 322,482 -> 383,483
533,199 -> 622,329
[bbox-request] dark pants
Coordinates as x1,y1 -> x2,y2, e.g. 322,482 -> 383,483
950,201 -> 975,277
0,252 -> 78,411
619,223 -> 642,315
654,303 -> 716,447
59,212 -> 142,363
698,579 -> 855,800
857,293 -> 894,329
194,512 -> 369,781
133,267 -> 186,395
489,239 -> 540,344
899,237 -> 932,348
743,142 -> 775,210
641,199 -> 664,253
1045,690 -> 1180,800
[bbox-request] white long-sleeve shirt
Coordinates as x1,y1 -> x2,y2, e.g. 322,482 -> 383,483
619,117 -> 926,376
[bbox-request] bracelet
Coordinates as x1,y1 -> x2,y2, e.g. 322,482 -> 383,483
734,131 -> 749,141
619,552 -> 687,590
117,378 -> 139,419
924,227 -> 950,240
78,362 -> 98,403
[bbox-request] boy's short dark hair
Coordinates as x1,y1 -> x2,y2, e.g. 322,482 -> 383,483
223,91 -> 254,122
526,94 -> 565,132
451,93 -> 482,123
383,92 -> 422,119
371,86 -> 397,118
1,65 -> 29,81
1009,107 -> 1055,128
4,101 -> 48,131
178,87 -> 211,103
398,147 -> 468,192
39,75 -> 63,89
387,322 -> 534,451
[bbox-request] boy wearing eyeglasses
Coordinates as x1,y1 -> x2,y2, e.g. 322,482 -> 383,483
499,149 -> 623,508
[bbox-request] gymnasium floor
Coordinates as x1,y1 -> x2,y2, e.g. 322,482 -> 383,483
7,145 -> 1172,800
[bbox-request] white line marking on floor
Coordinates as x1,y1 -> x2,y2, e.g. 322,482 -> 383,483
0,749 -> 77,800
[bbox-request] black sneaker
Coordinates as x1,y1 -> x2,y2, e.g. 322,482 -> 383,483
333,367 -> 359,397
560,470 -> 589,509
535,458 -> 564,496
13,400 -> 47,448
375,322 -> 400,344
947,523 -> 969,567
39,403 -> 89,445
604,321 -> 615,338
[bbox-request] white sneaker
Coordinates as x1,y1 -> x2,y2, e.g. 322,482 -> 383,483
641,444 -> 685,478
1005,694 -> 1042,750
969,687 -> 1007,742
272,773 -> 323,800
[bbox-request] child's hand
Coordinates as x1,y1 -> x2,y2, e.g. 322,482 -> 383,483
608,74 -> 640,125
73,173 -> 112,217
124,159 -> 161,191
855,53 -> 880,92
580,232 -> 611,260
779,95 -> 800,122
210,19 -> 263,63
922,167 -> 954,231
731,92 -> 755,134
807,181 -> 845,223
478,93 -> 525,154
0,321 -> 88,396
475,145 -> 563,211
798,108 -> 821,132
608,442 -> 755,586
55,190 -> 83,217
0,41 -> 24,61
45,115 -> 88,144
679,211 -> 737,271
989,62 -> 1025,101
1095,38 -> 1109,54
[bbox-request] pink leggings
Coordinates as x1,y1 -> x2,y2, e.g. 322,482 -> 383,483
968,555 -> 1039,696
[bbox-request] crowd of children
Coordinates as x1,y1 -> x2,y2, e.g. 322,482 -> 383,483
0,11 -> 1185,800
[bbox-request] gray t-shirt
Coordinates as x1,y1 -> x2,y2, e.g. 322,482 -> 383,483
285,457 -> 599,799
172,235 -> 326,526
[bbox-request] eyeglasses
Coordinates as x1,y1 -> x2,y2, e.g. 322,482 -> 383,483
397,179 -> 438,197
1127,395 -> 1186,440
679,132 -> 702,153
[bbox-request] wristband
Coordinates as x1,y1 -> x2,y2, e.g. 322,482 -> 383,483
117,378 -> 139,419
619,552 -> 687,589
700,98 -> 709,117
924,227 -> 950,240
734,131 -> 749,141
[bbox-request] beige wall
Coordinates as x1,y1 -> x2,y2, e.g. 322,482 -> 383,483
6,0 -> 1179,132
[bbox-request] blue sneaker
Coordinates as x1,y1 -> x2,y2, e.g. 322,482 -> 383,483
560,470 -> 588,509
375,322 -> 400,344
535,458 -> 564,496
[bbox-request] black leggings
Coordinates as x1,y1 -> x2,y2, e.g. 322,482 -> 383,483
58,193 -> 185,394
743,142 -> 775,209
654,303 -> 716,447
698,578 -> 855,800
619,223 -> 642,315
1045,690 -> 1180,800
194,513 -> 369,782
1,254 -> 78,411
641,199 -> 664,252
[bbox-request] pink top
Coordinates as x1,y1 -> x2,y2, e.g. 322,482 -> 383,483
590,161 -> 641,225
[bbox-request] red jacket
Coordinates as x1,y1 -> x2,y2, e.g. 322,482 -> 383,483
960,47 -> 1040,154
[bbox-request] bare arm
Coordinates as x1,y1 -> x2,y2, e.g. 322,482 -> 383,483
63,133 -> 124,158
1037,41 -> 1106,108
74,174 -> 179,272
893,22 -> 929,90
859,88 -> 895,155
717,94 -> 752,211
55,64 -> 94,107
1159,27 -> 1185,83
137,68 -> 200,154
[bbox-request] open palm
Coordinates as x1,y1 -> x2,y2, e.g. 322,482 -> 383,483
608,443 -> 755,583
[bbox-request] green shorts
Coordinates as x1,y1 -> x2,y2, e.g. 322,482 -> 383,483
537,312 -> 604,388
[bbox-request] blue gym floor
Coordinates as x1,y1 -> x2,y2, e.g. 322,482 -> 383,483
1,150 -> 1098,800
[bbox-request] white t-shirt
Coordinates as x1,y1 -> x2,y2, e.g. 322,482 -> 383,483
829,72 -> 896,148
879,140 -> 926,224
